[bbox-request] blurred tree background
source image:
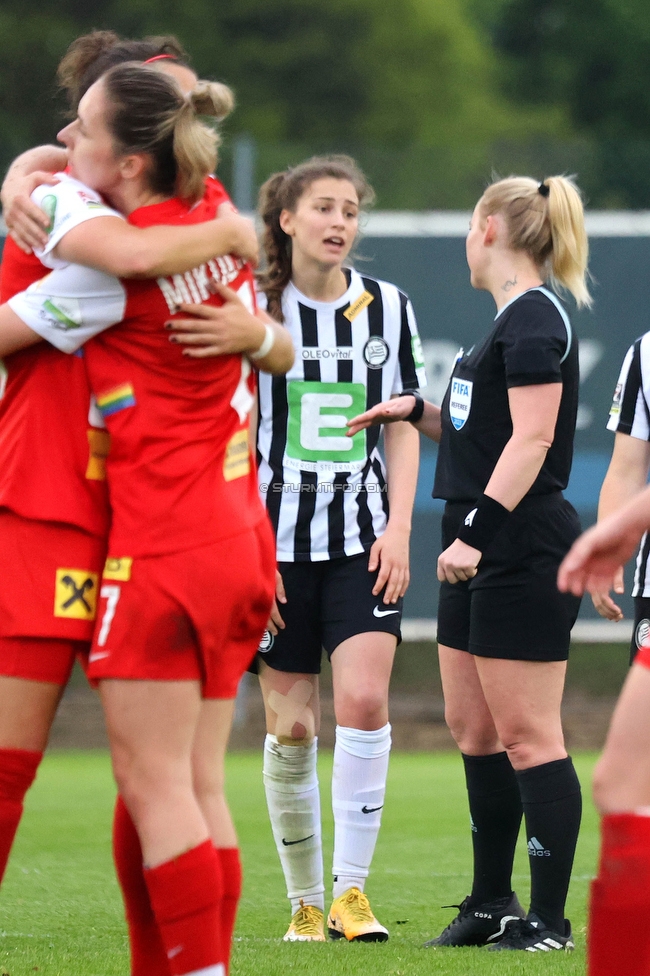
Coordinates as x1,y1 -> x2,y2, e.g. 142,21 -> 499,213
0,0 -> 648,208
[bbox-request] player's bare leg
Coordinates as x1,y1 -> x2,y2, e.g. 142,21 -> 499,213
476,658 -> 567,769
259,663 -> 325,941
101,679 -> 207,864
425,646 -> 524,947
589,662 -> 650,976
326,632 -> 395,942
0,676 -> 63,752
192,697 -> 238,847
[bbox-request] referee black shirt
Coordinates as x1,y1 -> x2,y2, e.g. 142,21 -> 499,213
433,288 -> 579,503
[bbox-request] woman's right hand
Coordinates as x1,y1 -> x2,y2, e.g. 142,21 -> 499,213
590,566 -> 625,621
2,171 -> 59,253
266,570 -> 287,636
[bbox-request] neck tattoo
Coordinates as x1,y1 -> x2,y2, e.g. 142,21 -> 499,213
502,275 -> 518,292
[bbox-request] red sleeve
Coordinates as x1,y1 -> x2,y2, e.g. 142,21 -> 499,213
205,175 -> 232,210
0,237 -> 48,302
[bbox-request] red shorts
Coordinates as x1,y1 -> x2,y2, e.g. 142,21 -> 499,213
636,645 -> 650,670
0,635 -> 88,684
89,519 -> 276,698
0,510 -> 106,642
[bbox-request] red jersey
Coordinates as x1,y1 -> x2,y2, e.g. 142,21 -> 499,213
0,236 -> 110,538
93,179 -> 263,557
10,177 -> 265,558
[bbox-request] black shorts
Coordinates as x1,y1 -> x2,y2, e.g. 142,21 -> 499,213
437,493 -> 582,662
631,596 -> 650,665
252,551 -> 402,674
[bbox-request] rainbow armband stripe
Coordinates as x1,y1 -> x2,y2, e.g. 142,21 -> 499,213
96,383 -> 136,418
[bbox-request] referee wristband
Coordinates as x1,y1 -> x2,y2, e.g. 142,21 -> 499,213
398,390 -> 425,423
456,493 -> 511,553
250,323 -> 275,360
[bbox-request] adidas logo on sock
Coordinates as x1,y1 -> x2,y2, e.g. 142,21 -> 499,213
470,815 -> 477,833
527,836 -> 550,857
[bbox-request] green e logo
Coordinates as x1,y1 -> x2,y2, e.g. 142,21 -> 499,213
287,381 -> 366,463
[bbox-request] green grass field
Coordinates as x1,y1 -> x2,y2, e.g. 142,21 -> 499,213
0,751 -> 598,976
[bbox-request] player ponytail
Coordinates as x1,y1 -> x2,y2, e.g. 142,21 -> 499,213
173,82 -> 235,202
480,175 -> 591,308
257,155 -> 375,322
58,31 -> 190,110
101,64 -> 234,204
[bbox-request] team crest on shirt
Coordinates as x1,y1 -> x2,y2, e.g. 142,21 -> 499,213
54,568 -> 98,620
449,377 -> 473,430
635,618 -> 650,650
258,630 -> 274,653
363,336 -> 389,369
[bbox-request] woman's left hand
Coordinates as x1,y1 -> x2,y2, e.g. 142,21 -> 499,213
165,282 -> 265,358
368,525 -> 410,604
437,538 -> 482,584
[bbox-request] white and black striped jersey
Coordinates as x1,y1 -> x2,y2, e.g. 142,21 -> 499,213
257,269 -> 426,562
607,333 -> 650,597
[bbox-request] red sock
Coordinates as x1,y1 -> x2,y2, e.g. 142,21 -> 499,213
112,796 -> 170,976
145,839 -> 223,976
589,813 -> 650,976
217,848 -> 242,973
0,749 -> 41,883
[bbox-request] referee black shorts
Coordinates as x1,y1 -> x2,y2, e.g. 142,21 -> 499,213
251,551 -> 402,674
437,493 -> 582,662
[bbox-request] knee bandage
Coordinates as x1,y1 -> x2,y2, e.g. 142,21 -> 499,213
267,678 -> 315,744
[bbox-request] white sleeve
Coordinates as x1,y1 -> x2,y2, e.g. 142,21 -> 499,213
7,264 -> 126,354
607,337 -> 650,440
391,296 -> 428,395
32,174 -> 124,270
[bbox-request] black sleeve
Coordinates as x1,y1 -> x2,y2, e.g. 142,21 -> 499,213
496,298 -> 567,388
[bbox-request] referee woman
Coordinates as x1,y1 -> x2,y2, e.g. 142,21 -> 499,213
348,175 -> 590,952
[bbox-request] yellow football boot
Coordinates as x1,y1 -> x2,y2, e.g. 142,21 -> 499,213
327,887 -> 389,942
283,900 -> 326,942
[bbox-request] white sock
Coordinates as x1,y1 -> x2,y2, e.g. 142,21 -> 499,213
263,734 -> 325,913
331,723 -> 391,900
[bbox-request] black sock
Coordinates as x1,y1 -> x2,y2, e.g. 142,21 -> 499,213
462,752 -> 523,905
516,757 -> 582,933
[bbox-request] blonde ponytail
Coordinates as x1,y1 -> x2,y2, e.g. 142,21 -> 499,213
189,81 -> 234,121
173,81 -> 234,201
480,175 -> 591,308
544,176 -> 591,308
102,64 -> 235,204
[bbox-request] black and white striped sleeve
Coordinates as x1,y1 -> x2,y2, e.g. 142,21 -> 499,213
607,334 -> 650,440
391,294 -> 427,394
